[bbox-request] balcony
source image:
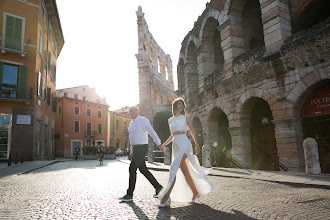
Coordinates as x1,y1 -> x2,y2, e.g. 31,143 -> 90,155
0,85 -> 33,105
0,36 -> 28,57
84,130 -> 98,137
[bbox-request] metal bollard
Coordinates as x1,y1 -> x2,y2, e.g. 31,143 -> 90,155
21,150 -> 24,163
8,150 -> 11,166
15,150 -> 18,164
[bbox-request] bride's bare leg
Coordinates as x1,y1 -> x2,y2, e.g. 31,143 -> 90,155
180,155 -> 198,199
161,154 -> 191,204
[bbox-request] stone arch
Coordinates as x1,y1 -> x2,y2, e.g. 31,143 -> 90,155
185,41 -> 199,97
228,0 -> 264,51
198,9 -> 224,39
287,67 -> 330,117
184,34 -> 198,62
199,16 -> 225,79
206,107 -> 233,167
293,0 -> 330,33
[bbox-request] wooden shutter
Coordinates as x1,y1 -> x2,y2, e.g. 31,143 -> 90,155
47,52 -> 51,70
5,15 -> 23,51
53,65 -> 56,82
46,87 -> 51,106
17,65 -> 27,99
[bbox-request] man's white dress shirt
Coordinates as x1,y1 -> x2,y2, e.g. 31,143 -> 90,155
129,115 -> 161,154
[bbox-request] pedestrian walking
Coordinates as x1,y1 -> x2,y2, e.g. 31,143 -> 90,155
119,106 -> 163,202
157,97 -> 214,207
99,144 -> 105,165
74,146 -> 80,160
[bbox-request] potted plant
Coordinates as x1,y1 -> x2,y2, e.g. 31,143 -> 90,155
104,146 -> 116,159
82,146 -> 98,160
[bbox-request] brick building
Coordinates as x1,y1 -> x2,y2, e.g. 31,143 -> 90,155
0,0 -> 64,161
110,106 -> 131,150
177,0 -> 330,172
55,86 -> 109,158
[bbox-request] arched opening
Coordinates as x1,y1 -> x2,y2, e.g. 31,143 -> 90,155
158,57 -> 162,74
153,111 -> 172,162
241,0 -> 265,51
201,17 -> 225,76
301,85 -> 330,173
165,66 -> 169,81
177,58 -> 185,96
208,108 -> 232,167
185,42 -> 199,94
250,98 -> 279,171
294,0 -> 330,33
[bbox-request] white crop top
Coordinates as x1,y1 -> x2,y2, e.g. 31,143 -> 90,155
168,115 -> 188,133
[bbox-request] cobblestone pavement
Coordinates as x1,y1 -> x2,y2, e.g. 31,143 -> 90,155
0,159 -> 329,220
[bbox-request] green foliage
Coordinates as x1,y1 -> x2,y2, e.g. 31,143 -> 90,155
82,147 -> 98,155
106,146 -> 116,154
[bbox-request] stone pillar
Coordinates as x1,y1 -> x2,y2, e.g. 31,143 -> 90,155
260,0 -> 292,51
229,127 -> 252,169
272,117 -> 305,171
202,145 -> 211,168
196,43 -> 215,93
303,138 -> 321,174
218,18 -> 246,77
164,147 -> 171,165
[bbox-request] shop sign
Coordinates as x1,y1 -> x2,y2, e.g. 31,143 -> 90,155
302,86 -> 330,117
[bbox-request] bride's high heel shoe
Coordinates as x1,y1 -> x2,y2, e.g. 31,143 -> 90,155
191,194 -> 199,203
156,197 -> 171,207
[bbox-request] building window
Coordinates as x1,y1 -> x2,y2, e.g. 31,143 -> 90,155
37,72 -> 45,99
74,121 -> 80,133
98,124 -> 102,134
87,122 -> 91,136
87,109 -> 91,117
98,110 -> 102,118
74,107 -> 79,115
0,62 -> 27,99
39,30 -> 44,56
40,3 -> 45,21
58,106 -> 62,114
4,13 -> 24,51
74,94 -> 78,99
116,120 -> 119,129
46,87 -> 51,106
47,51 -> 51,71
64,92 -> 67,97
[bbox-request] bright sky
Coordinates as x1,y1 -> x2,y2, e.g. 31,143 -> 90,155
56,0 -> 209,110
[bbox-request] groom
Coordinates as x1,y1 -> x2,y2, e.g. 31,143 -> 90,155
119,107 -> 163,202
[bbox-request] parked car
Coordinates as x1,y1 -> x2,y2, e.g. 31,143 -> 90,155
115,149 -> 124,156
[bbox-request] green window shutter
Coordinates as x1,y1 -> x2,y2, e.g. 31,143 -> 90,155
0,61 -> 3,97
47,87 -> 51,106
41,76 -> 45,99
52,96 -> 57,112
53,65 -> 56,82
5,15 -> 23,51
17,65 -> 28,99
47,52 -> 51,70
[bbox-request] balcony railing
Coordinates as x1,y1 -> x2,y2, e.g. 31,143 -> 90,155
0,85 -> 32,104
84,130 -> 98,137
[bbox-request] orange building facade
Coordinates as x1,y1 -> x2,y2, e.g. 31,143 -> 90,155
55,86 -> 109,158
110,107 -> 131,150
0,0 -> 64,161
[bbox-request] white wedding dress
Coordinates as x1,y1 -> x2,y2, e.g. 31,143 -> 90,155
158,115 -> 214,203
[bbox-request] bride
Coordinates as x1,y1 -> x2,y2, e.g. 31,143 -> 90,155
157,97 -> 214,207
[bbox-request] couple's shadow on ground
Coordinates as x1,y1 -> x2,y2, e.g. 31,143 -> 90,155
126,201 -> 255,220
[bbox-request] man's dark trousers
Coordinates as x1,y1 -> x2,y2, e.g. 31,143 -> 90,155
127,144 -> 161,196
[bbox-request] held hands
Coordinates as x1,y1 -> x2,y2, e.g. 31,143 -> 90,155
159,145 -> 166,153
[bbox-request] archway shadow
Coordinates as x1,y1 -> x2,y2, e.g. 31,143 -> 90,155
156,203 -> 256,220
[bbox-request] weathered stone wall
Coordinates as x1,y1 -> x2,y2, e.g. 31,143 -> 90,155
177,0 -> 330,171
